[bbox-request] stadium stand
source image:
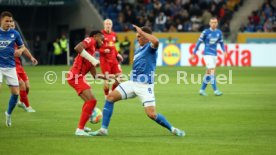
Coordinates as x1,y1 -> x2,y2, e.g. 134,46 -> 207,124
239,0 -> 276,32
91,0 -> 244,33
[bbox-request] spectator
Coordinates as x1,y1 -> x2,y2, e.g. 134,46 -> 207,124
202,9 -> 212,28
155,12 -> 167,32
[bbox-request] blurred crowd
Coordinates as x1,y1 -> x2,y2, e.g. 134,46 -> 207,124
92,0 -> 243,33
240,0 -> 276,32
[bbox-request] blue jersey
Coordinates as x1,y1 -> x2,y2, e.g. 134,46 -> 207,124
0,28 -> 23,68
131,42 -> 157,84
193,28 -> 225,56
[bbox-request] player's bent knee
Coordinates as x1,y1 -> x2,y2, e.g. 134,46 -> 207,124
106,90 -> 121,102
147,112 -> 157,120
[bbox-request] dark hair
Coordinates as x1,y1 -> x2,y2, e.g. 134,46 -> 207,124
89,30 -> 102,37
141,26 -> 152,34
1,11 -> 13,19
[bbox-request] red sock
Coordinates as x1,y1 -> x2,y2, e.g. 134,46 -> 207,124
104,88 -> 109,96
112,83 -> 118,91
78,99 -> 97,129
20,90 -> 30,107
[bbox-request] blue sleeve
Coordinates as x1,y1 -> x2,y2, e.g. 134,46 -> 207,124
218,31 -> 225,52
193,31 -> 205,54
15,30 -> 24,47
149,43 -> 158,53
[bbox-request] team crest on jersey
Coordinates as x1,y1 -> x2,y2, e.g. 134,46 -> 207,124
11,34 -> 15,38
216,34 -> 219,37
0,40 -> 12,49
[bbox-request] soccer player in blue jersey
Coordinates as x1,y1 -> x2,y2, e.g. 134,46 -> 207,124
0,11 -> 26,126
91,25 -> 185,137
190,17 -> 228,96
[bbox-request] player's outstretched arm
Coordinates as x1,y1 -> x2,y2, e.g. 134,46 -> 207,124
74,42 -> 99,66
22,48 -> 38,65
132,24 -> 159,48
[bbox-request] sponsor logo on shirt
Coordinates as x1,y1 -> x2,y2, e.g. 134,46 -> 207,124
0,40 -> 12,49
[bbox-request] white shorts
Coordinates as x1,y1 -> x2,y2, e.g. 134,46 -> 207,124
116,81 -> 156,107
203,55 -> 217,69
0,67 -> 19,86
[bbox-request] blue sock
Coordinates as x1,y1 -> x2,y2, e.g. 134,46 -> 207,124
101,100 -> 114,129
201,75 -> 211,90
7,94 -> 18,115
154,113 -> 172,131
210,75 -> 217,91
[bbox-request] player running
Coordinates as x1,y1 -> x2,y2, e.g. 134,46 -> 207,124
99,19 -> 123,97
0,11 -> 26,127
10,19 -> 38,112
190,17 -> 228,96
91,25 -> 185,137
67,30 -> 104,136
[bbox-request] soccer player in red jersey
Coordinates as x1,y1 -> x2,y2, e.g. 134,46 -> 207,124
99,19 -> 123,97
67,30 -> 104,136
10,20 -> 38,113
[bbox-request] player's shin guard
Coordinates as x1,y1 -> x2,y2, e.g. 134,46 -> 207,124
201,74 -> 211,90
20,90 -> 30,107
78,99 -> 97,130
101,100 -> 114,129
210,75 -> 217,91
7,94 -> 18,115
154,113 -> 173,131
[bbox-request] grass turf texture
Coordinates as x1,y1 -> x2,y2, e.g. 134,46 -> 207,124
0,66 -> 275,155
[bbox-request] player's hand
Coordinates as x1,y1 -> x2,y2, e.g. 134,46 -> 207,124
104,49 -> 110,53
224,52 -> 228,58
117,54 -> 124,63
31,57 -> 38,65
132,24 -> 143,34
190,54 -> 196,60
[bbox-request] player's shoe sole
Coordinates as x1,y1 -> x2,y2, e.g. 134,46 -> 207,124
75,128 -> 91,136
26,107 -> 36,113
171,127 -> 185,137
214,90 -> 223,96
17,102 -> 27,111
5,112 -> 12,127
89,128 -> 108,136
199,90 -> 208,96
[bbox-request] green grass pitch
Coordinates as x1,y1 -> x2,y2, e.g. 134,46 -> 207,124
0,66 -> 275,155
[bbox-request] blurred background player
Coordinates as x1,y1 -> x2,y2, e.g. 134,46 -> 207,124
0,11 -> 26,127
10,19 -> 38,112
190,17 -> 228,96
99,19 -> 123,97
91,25 -> 185,137
67,30 -> 103,136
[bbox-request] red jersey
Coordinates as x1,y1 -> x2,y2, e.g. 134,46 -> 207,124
99,30 -> 118,64
70,37 -> 97,75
